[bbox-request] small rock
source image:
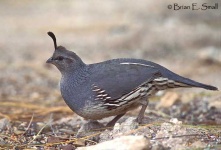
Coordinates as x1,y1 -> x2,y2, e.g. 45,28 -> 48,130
99,129 -> 114,142
77,136 -> 150,150
75,139 -> 86,147
0,118 -> 10,130
36,122 -> 51,133
190,141 -> 206,149
113,123 -> 120,131
156,92 -> 179,109
99,117 -> 139,142
155,120 -> 187,150
13,127 -> 24,135
62,144 -> 75,150
169,118 -> 182,125
198,47 -> 221,64
208,98 -> 221,110
59,128 -> 75,134
30,92 -> 40,99
47,136 -> 60,143
113,117 -> 138,135
152,143 -> 169,150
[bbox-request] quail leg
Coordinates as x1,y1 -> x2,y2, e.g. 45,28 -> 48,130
77,120 -> 104,137
136,97 -> 149,124
106,113 -> 126,127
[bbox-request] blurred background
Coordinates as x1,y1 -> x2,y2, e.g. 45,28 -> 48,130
0,0 -> 220,121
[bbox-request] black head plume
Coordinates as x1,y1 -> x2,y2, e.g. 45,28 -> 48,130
48,31 -> 57,49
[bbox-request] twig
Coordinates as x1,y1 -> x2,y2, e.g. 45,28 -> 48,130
22,113 -> 34,135
28,117 -> 52,145
151,134 -> 200,140
0,112 -> 11,120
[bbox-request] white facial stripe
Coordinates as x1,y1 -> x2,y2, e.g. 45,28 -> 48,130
120,62 -> 155,68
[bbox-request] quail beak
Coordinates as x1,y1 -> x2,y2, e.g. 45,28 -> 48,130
46,57 -> 53,64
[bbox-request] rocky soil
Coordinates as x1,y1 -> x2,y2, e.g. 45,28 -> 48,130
0,0 -> 220,149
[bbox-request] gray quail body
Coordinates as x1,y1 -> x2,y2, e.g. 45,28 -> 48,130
46,32 -> 218,126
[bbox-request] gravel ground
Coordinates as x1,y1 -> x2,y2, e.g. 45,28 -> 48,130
0,0 -> 220,149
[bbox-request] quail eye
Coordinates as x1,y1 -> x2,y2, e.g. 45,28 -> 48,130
55,56 -> 64,61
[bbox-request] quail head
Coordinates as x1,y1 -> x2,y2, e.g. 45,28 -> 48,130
46,32 -> 218,127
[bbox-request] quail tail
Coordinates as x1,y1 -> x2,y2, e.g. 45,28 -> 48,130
176,76 -> 218,91
195,82 -> 218,91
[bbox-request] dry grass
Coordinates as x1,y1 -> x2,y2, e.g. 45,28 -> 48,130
0,0 -> 220,149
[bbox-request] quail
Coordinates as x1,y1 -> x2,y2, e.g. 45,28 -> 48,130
46,31 -> 218,127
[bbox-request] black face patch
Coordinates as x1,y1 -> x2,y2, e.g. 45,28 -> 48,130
54,56 -> 64,61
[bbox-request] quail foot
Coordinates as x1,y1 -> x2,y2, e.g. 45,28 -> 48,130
46,32 -> 218,133
76,120 -> 105,138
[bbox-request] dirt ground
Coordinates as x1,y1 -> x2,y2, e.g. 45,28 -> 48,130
0,0 -> 220,149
